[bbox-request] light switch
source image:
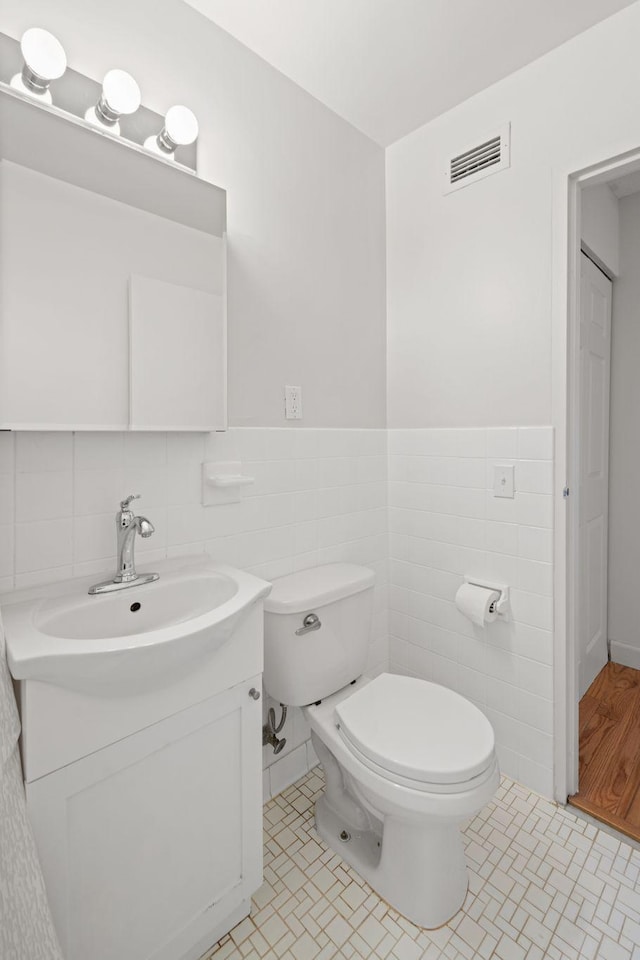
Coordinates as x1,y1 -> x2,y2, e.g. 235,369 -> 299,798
493,464 -> 515,498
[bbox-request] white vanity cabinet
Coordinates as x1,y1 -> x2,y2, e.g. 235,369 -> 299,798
26,679 -> 262,960
8,563 -> 268,960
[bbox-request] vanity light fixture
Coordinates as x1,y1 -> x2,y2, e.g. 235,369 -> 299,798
85,68 -> 141,134
144,105 -> 199,159
10,27 -> 67,104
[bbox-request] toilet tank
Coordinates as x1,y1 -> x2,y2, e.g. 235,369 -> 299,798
263,563 -> 375,706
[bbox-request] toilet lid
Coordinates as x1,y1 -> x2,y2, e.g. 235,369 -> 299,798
334,674 -> 495,785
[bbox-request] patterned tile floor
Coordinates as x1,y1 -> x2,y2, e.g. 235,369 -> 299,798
203,769 -> 640,960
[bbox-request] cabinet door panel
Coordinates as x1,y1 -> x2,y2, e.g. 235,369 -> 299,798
0,159 -> 225,430
129,274 -> 226,431
26,679 -> 263,960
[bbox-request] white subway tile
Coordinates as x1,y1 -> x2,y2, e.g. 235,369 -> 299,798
517,558 -> 552,596
482,552 -> 518,586
518,724 -> 553,768
74,432 -> 124,470
406,641 -> 433,678
15,471 -> 72,522
510,589 -> 553,630
14,565 -> 73,590
0,474 -> 14,525
74,468 -> 124,516
486,521 -> 518,556
517,460 -> 553,494
430,653 -> 459,689
16,518 -> 72,572
269,744 -> 308,796
166,432 -> 205,465
16,432 -> 72,473
166,463 -> 201,505
0,525 -> 14,577
518,427 -> 553,460
518,659 -> 553,699
515,493 -> 552,528
511,623 -> 553,665
486,428 -> 518,459
0,433 -> 15,474
264,429 -> 296,461
202,431 -> 233,463
486,491 -> 517,523
123,432 -> 167,468
518,525 -> 552,562
519,760 -> 553,797
73,514 -> 114,563
514,689 -> 553,733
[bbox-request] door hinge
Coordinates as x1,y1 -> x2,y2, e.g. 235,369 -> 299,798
563,486 -> 570,498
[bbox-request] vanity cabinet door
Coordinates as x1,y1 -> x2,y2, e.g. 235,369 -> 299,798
25,678 -> 263,960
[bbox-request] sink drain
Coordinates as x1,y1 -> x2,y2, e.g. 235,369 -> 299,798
339,829 -> 351,843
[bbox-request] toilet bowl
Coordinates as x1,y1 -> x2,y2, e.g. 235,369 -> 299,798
263,563 -> 499,929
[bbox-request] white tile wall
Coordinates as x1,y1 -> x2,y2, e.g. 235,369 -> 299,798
0,427 -> 389,784
387,427 -> 554,797
0,424 -> 557,798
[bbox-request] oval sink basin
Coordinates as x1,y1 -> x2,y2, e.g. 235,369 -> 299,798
36,573 -> 238,641
1,556 -> 271,695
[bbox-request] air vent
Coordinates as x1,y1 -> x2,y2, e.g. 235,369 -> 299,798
445,123 -> 510,194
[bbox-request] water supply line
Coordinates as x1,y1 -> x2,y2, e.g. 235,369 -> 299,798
263,703 -> 287,754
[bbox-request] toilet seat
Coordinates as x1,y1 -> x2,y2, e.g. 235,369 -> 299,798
334,673 -> 495,787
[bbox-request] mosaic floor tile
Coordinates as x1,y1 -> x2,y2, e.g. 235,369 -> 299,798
201,769 -> 640,960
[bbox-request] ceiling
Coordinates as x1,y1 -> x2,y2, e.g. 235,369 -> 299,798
183,0 -> 636,146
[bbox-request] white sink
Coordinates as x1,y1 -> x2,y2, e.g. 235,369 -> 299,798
2,556 -> 271,694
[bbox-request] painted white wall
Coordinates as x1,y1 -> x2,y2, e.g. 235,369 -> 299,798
608,191 -> 640,668
582,183 -> 620,275
386,1 -> 640,428
0,0 -> 386,428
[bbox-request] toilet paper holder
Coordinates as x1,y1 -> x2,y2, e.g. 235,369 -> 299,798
464,576 -> 510,618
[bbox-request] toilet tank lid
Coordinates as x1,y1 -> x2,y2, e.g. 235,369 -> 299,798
264,563 -> 375,615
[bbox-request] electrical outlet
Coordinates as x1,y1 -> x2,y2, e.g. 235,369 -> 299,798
285,385 -> 302,420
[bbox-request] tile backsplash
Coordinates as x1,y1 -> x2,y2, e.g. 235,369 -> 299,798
0,427 -> 389,794
387,427 -> 554,796
0,425 -> 556,798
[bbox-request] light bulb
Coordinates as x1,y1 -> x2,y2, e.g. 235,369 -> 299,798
85,69 -> 141,134
164,106 -> 199,146
10,27 -> 67,104
144,105 -> 199,160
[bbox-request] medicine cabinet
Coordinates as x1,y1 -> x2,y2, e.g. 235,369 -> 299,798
0,85 -> 227,431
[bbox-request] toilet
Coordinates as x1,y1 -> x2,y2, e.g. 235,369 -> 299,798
263,563 -> 500,929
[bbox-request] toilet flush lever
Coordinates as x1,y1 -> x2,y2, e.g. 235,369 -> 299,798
296,613 -> 321,636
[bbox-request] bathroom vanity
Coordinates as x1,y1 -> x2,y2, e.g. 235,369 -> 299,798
3,557 -> 270,960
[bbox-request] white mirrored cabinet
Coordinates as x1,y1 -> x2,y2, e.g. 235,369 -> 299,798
0,85 -> 227,431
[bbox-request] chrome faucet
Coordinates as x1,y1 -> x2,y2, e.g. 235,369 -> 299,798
88,495 -> 159,595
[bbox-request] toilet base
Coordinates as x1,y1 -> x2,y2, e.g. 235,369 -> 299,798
314,794 -> 469,929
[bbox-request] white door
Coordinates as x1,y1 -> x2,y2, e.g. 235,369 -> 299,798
578,252 -> 613,697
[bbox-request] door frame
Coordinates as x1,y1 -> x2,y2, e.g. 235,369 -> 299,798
552,143 -> 640,803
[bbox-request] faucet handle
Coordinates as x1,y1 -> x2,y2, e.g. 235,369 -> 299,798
120,494 -> 141,511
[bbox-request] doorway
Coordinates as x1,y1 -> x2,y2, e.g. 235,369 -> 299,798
565,170 -> 640,840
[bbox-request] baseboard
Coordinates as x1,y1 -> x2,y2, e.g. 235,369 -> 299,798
609,641 -> 640,671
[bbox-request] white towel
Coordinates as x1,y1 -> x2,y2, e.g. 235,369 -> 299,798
0,610 -> 63,960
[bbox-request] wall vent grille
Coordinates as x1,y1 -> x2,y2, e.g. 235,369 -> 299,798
445,123 -> 510,193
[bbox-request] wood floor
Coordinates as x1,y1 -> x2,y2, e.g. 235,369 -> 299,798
569,661 -> 640,842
